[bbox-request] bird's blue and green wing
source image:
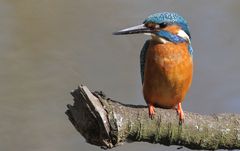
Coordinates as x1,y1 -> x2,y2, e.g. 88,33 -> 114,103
140,40 -> 150,84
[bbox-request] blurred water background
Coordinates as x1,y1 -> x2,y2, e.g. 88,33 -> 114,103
0,0 -> 240,150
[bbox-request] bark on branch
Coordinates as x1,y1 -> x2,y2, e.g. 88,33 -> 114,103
65,85 -> 240,150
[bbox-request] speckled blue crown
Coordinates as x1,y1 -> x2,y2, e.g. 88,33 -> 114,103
143,12 -> 191,39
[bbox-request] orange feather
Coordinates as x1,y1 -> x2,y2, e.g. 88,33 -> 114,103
143,40 -> 193,108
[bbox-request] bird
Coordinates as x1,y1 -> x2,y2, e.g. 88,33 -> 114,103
113,12 -> 193,124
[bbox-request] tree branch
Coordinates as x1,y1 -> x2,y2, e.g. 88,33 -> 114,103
65,85 -> 240,150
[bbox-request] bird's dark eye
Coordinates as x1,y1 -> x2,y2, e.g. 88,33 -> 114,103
159,22 -> 168,28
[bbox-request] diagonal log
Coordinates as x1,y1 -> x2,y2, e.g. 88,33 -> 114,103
66,85 -> 240,150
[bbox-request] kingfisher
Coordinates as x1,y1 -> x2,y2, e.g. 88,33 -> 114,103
113,12 -> 193,123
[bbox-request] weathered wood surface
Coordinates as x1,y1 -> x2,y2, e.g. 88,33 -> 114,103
66,85 -> 240,150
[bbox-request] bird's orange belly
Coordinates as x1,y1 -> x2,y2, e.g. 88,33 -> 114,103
143,42 -> 193,108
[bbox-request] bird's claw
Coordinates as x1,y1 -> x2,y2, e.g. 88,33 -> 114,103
176,103 -> 184,125
148,104 -> 155,119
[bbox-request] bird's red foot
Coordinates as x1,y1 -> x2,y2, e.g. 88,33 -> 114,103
176,103 -> 184,124
148,104 -> 155,119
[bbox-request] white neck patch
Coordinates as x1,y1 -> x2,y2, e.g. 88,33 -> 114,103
177,29 -> 191,43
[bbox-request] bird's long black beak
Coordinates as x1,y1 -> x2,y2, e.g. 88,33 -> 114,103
113,24 -> 153,35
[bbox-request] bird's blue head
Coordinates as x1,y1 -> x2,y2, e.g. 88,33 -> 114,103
143,12 -> 191,39
114,12 -> 192,44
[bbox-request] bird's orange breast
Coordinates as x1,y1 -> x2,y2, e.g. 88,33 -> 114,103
143,41 -> 193,108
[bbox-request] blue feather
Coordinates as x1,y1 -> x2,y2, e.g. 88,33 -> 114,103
140,40 -> 150,84
144,12 -> 191,39
156,30 -> 186,43
188,44 -> 194,55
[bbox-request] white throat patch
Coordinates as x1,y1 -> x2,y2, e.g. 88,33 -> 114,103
146,33 -> 170,44
154,36 -> 169,44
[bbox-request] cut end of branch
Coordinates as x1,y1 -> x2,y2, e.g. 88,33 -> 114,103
65,85 -> 114,149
